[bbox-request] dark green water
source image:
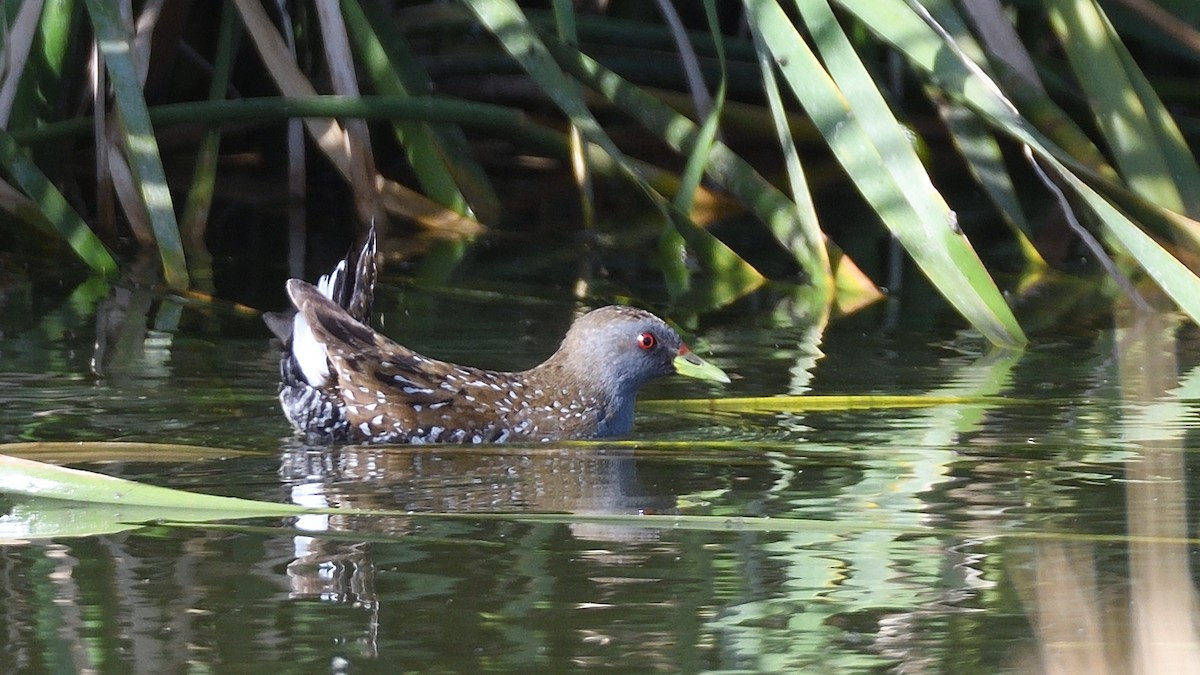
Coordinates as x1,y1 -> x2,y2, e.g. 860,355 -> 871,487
2,274 -> 1200,673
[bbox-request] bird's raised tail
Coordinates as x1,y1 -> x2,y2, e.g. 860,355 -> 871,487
266,226 -> 377,440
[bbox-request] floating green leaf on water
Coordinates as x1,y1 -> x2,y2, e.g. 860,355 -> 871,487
0,441 -> 259,464
2,452 -> 1196,547
0,454 -> 303,515
641,393 -> 1026,413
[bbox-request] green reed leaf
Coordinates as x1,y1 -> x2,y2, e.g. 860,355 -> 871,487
748,0 -> 1025,346
1047,0 -> 1200,218
0,128 -> 118,276
82,0 -> 188,289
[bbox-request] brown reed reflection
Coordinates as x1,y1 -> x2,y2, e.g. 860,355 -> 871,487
1011,310 -> 1200,675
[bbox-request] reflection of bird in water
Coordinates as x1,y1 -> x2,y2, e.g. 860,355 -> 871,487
279,442 -> 678,603
279,442 -> 668,517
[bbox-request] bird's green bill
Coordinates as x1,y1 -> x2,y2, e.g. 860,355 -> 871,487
673,348 -> 730,384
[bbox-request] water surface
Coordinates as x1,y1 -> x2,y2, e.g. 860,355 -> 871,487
2,276 -> 1199,674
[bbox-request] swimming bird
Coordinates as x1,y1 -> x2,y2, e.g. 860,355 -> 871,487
270,228 -> 729,443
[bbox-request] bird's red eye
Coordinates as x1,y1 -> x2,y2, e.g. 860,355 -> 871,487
637,331 -> 657,350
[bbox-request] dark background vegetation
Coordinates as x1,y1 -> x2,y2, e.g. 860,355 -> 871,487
2,0 -> 1200,342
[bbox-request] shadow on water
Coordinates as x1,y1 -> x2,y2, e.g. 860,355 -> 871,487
2,271 -> 1200,673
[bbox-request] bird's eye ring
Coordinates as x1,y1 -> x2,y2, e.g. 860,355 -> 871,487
637,332 -> 657,350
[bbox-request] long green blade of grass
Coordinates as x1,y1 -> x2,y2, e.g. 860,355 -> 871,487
550,0 -> 597,233
905,0 -> 1200,256
937,97 -> 1047,269
12,91 -> 823,296
668,0 -> 725,219
1,441 -> 254,464
951,0 -> 1200,257
0,127 -> 118,276
0,454 -> 303,515
838,0 -> 1200,326
655,0 -> 722,294
180,0 -> 239,284
748,0 -> 1025,347
555,48 -> 831,287
82,0 -> 188,289
1046,0 -> 1200,218
12,94 -> 665,197
0,0 -> 44,127
748,19 -> 829,288
464,0 -> 764,306
919,0 -> 1046,269
343,0 -> 500,224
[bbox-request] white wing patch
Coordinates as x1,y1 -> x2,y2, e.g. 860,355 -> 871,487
290,264 -> 344,387
291,313 -> 330,387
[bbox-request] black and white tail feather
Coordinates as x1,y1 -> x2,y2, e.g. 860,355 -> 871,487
267,227 -> 377,441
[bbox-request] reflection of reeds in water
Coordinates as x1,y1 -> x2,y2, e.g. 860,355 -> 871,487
1011,310 -> 1200,675
1119,311 -> 1200,675
1009,542 -> 1128,674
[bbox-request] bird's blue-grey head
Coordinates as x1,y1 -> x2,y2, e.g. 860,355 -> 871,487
547,306 -> 729,435
564,306 -> 683,390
